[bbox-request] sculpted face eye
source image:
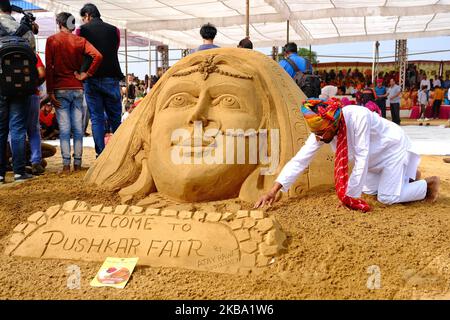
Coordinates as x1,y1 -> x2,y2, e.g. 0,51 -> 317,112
213,95 -> 241,109
165,93 -> 196,109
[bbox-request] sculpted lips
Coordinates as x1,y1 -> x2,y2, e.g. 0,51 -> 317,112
171,137 -> 218,157
171,137 -> 217,147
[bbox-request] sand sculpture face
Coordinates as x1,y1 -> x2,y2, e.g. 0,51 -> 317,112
151,66 -> 261,201
85,48 -> 334,203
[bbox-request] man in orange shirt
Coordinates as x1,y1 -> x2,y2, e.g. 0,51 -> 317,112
45,12 -> 102,173
432,84 -> 445,119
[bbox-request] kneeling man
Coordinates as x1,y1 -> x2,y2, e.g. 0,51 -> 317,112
255,98 -> 440,211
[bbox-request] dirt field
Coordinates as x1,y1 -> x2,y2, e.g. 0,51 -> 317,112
0,142 -> 450,300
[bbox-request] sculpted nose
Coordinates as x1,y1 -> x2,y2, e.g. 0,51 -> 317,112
187,92 -> 210,127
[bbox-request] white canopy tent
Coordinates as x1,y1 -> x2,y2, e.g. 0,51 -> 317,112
28,0 -> 450,48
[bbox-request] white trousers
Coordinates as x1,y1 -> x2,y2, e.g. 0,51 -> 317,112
362,164 -> 427,205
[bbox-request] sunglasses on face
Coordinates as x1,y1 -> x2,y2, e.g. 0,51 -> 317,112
314,131 -> 326,141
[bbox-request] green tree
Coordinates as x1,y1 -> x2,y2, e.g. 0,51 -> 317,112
278,47 -> 318,64
297,47 -> 318,64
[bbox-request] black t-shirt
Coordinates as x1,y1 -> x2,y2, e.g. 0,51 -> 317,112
127,84 -> 136,99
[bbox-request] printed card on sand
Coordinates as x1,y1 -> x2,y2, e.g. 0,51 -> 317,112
90,257 -> 138,289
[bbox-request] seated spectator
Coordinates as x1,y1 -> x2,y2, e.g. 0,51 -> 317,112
126,74 -> 136,101
238,37 -> 253,49
39,100 -> 59,140
5,142 -> 57,175
443,76 -> 450,89
364,101 -> 382,116
433,75 -> 441,88
197,23 -> 220,51
345,82 -> 356,95
122,96 -> 144,123
337,85 -> 346,96
320,83 -> 338,100
356,81 -> 377,106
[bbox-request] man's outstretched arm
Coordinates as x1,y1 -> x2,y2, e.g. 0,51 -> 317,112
254,133 -> 323,208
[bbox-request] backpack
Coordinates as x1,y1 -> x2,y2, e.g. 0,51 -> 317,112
285,57 -> 321,98
0,22 -> 38,97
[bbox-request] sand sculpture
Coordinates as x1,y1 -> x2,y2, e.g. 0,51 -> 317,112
5,49 -> 336,275
6,201 -> 287,274
84,48 -> 335,204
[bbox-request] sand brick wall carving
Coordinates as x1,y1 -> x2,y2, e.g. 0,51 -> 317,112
5,201 -> 287,275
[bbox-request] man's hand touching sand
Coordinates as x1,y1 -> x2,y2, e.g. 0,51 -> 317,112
253,182 -> 283,209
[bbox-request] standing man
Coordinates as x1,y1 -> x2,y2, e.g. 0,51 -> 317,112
431,83 -> 445,120
0,0 -> 37,183
27,53 -> 46,176
374,79 -> 388,118
46,12 -> 103,173
279,42 -> 308,78
420,74 -> 431,99
196,23 -> 219,51
387,78 -> 402,125
77,3 -> 124,158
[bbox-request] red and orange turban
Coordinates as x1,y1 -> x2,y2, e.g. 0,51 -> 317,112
301,98 -> 371,213
301,98 -> 343,135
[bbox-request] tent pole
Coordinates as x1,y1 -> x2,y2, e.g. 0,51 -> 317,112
272,46 -> 279,61
309,44 -> 312,63
125,29 -> 129,78
155,46 -> 159,76
372,41 -> 376,83
148,40 -> 152,77
125,29 -> 129,111
286,20 -> 289,43
246,0 -> 250,38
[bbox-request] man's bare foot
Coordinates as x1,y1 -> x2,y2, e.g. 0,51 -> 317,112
416,170 -> 421,180
444,158 -> 450,164
425,176 -> 440,202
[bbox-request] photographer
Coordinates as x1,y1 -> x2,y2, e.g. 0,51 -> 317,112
0,0 -> 38,184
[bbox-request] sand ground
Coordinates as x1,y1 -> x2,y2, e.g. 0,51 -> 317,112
0,132 -> 450,300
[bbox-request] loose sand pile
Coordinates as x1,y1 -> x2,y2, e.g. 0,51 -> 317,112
0,146 -> 449,300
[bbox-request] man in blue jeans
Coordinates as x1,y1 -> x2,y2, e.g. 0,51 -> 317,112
76,3 -> 124,157
27,53 -> 46,176
0,96 -> 31,183
0,0 -> 37,183
46,12 -> 102,173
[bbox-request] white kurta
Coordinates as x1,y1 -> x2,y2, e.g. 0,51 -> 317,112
276,105 -> 427,204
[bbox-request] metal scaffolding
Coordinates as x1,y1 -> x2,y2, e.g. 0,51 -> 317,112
395,39 -> 408,90
157,45 -> 170,73
181,49 -> 190,58
372,41 -> 380,84
272,46 -> 279,61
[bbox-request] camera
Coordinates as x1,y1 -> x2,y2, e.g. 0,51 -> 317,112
11,4 -> 38,35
